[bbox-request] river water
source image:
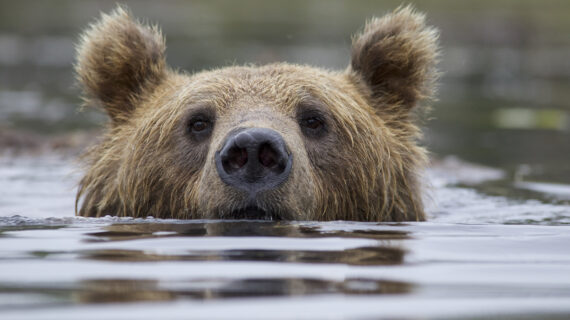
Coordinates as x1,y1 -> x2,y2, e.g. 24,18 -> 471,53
1,155 -> 569,319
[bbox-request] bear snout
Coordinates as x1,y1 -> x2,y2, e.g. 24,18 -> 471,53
215,128 -> 293,199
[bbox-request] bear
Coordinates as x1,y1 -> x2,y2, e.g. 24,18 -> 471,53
74,5 -> 439,222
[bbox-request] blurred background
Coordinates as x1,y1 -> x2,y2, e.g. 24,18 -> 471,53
0,0 -> 568,185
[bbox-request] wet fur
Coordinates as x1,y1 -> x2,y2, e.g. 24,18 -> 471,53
75,6 -> 439,221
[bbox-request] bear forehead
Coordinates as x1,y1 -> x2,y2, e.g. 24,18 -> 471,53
165,62 -> 370,120
181,63 -> 354,102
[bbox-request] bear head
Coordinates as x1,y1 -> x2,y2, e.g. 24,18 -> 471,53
75,6 -> 439,221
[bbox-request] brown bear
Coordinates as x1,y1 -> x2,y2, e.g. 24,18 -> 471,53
75,6 -> 439,221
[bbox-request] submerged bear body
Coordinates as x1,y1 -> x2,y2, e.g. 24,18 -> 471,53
75,6 -> 439,221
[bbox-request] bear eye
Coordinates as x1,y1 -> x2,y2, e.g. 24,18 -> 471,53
187,115 -> 214,141
191,120 -> 209,132
302,117 -> 324,130
299,112 -> 327,138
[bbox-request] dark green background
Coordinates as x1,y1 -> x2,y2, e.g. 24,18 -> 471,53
0,0 -> 568,183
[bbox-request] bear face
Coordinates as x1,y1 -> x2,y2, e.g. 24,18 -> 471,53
75,6 -> 439,222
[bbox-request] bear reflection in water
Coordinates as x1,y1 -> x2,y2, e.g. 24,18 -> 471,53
75,221 -> 410,303
76,278 -> 412,303
75,6 -> 439,222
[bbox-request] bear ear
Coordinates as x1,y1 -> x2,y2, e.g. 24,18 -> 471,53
75,6 -> 167,124
350,6 -> 439,112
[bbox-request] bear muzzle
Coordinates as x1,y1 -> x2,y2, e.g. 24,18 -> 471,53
215,128 -> 293,217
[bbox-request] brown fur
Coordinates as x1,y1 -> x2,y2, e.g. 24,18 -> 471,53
75,6 -> 439,221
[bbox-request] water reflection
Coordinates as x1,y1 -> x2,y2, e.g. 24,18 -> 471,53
75,279 -> 173,304
82,221 -> 407,266
74,277 -> 411,303
81,246 -> 404,266
86,221 -> 410,241
65,221 -> 410,303
2,220 -> 570,318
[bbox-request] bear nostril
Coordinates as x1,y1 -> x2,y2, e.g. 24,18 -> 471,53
258,143 -> 278,169
223,146 -> 248,172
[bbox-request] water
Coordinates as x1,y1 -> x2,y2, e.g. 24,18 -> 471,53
1,156 -> 570,319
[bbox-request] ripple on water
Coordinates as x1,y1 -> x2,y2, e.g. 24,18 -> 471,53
1,157 -> 570,319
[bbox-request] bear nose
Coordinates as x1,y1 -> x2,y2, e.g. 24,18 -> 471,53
215,128 -> 293,196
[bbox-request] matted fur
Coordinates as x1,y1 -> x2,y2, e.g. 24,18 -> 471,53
75,6 -> 439,221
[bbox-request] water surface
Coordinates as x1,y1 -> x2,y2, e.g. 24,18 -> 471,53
1,156 -> 569,319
